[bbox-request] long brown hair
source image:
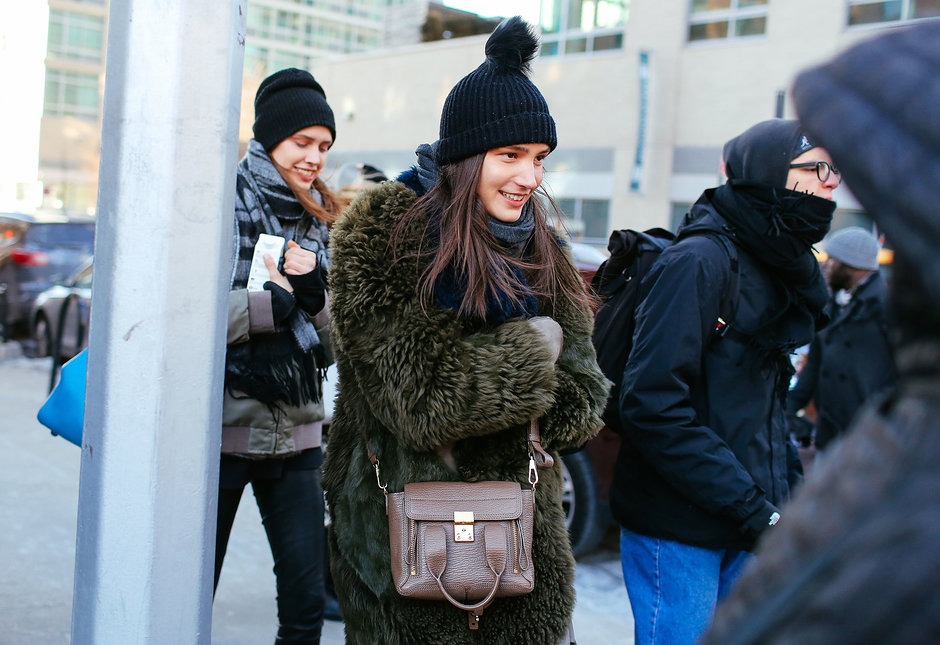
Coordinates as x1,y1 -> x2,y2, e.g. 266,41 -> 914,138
391,153 -> 592,320
294,176 -> 343,226
272,157 -> 343,226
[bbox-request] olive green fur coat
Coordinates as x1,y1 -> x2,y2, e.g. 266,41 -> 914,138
323,181 -> 609,645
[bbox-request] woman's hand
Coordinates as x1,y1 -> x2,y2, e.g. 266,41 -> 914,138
262,254 -> 293,293
528,316 -> 563,363
283,239 -> 318,275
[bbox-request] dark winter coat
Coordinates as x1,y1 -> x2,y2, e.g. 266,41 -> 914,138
701,22 -> 940,645
787,272 -> 896,450
322,180 -> 608,645
221,143 -> 331,457
611,199 -> 805,552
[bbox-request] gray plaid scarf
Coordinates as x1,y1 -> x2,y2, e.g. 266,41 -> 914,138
226,139 -> 328,405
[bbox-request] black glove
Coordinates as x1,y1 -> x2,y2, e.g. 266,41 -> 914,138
286,266 -> 326,316
264,281 -> 296,324
740,500 -> 782,541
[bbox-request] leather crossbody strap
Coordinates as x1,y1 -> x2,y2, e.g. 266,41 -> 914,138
367,419 -> 552,495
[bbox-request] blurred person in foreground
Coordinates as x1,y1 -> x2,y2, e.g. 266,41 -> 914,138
787,226 -> 896,454
614,117 -> 837,645
702,20 -> 940,645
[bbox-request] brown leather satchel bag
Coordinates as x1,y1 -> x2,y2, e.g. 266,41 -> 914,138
368,420 -> 554,630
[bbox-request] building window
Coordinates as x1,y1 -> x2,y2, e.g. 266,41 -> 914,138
556,198 -> 611,243
670,202 -> 692,231
47,10 -> 105,64
687,0 -> 768,42
43,69 -> 99,120
540,0 -> 629,56
847,0 -> 940,25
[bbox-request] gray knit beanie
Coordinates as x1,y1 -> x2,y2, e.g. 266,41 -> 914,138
825,226 -> 881,271
437,16 -> 556,165
253,68 -> 336,152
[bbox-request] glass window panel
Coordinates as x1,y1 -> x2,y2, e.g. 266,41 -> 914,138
734,15 -> 766,35
566,37 -> 588,53
568,0 -> 585,31
848,1 -> 903,24
691,0 -> 730,11
541,40 -> 561,56
540,0 -> 563,34
670,203 -> 692,231
43,70 -> 99,119
911,0 -> 940,18
581,0 -> 596,29
581,200 -> 610,240
593,33 -> 623,50
596,0 -> 629,28
557,198 -> 578,222
738,0 -> 768,6
689,20 -> 729,40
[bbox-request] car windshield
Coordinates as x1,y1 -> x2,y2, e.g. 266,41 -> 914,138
24,223 -> 95,249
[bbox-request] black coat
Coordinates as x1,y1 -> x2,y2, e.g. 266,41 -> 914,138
787,272 -> 895,449
611,200 -> 804,551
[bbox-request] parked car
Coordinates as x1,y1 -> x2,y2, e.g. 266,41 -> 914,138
29,259 -> 93,360
0,211 -> 95,340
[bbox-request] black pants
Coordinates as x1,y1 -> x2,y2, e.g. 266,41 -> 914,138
215,450 -> 325,645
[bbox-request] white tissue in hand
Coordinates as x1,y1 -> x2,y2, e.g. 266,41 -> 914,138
247,234 -> 286,292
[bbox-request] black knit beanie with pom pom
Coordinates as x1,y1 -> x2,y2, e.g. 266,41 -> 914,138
437,16 -> 556,164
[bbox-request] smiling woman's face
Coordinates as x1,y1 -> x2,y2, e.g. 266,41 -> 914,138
270,125 -> 333,191
477,143 -> 551,222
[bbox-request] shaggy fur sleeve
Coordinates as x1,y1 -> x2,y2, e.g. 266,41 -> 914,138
540,245 -> 609,452
329,183 -> 563,453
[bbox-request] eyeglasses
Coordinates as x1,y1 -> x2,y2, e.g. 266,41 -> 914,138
788,161 -> 841,185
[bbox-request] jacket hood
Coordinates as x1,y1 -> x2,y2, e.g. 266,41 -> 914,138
676,190 -> 730,239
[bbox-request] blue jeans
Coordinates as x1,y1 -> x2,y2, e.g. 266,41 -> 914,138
620,527 -> 753,645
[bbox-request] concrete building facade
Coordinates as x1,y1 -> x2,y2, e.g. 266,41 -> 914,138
36,0 -> 435,214
35,0 -> 938,240
320,0 -> 937,243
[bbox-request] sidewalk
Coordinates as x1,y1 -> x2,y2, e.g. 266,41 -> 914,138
0,350 -> 632,644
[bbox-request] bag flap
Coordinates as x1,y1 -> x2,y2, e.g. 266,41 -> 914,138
36,348 -> 88,447
403,481 -> 523,521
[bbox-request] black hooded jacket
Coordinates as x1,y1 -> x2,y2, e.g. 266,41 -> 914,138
611,196 -> 809,551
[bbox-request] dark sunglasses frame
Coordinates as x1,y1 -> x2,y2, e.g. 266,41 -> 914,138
788,160 -> 841,183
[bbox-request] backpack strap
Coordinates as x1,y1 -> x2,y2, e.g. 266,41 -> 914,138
676,230 -> 748,344
710,234 -> 744,341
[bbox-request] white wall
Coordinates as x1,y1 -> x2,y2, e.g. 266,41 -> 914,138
0,0 -> 48,211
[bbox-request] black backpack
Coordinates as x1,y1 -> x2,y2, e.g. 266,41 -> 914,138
590,227 -> 740,434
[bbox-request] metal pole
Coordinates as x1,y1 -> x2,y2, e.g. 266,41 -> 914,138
71,2 -> 245,643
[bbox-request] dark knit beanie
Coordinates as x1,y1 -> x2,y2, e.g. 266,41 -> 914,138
722,119 -> 817,187
253,68 -> 336,152
437,16 -> 556,165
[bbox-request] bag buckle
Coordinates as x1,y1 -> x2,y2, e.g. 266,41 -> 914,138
714,316 -> 729,336
454,511 -> 475,542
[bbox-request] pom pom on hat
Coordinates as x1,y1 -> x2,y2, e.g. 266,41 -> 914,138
437,17 -> 556,164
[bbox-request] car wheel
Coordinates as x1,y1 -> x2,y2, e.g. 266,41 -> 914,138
560,450 -> 608,557
33,314 -> 52,358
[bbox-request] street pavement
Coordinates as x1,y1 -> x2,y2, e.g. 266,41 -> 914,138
0,346 -> 633,644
